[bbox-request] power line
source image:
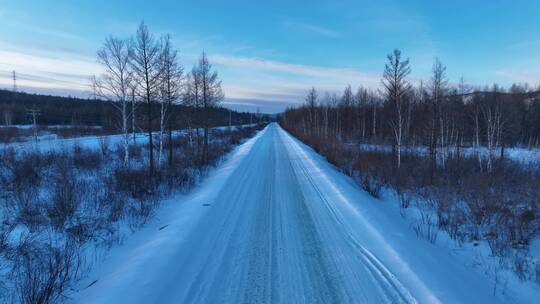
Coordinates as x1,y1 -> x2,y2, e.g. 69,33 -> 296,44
0,69 -> 91,89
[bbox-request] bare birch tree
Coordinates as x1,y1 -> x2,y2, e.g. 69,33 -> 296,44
481,85 -> 505,172
129,22 -> 162,176
192,52 -> 224,164
355,86 -> 369,140
95,36 -> 133,166
472,101 -> 483,170
429,58 -> 448,167
130,83 -> 138,144
306,87 -> 318,132
382,49 -> 411,169
340,85 -> 354,139
183,65 -> 202,153
158,34 -> 184,168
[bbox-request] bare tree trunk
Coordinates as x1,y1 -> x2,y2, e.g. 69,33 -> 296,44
147,96 -> 154,174
168,111 -> 173,167
123,101 -> 129,166
131,89 -> 137,144
130,22 -> 162,176
440,116 -> 445,168
397,111 -> 403,169
158,101 -> 166,166
190,52 -> 223,165
475,110 -> 483,171
95,36 -> 132,166
372,106 -> 376,139
362,108 -> 366,140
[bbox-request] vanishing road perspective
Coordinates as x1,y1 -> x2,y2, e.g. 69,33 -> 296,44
75,124 -> 504,304
3,2 -> 540,303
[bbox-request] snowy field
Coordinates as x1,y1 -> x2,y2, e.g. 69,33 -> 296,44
72,123 -> 540,303
355,143 -> 540,165
1,124 -> 256,153
0,124 -> 105,144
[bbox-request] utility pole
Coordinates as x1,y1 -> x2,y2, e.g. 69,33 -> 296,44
26,109 -> 41,144
12,71 -> 17,92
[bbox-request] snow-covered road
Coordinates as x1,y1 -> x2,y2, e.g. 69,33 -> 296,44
75,123 -> 509,303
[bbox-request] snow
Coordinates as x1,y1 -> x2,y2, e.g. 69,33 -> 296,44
0,125 -> 102,129
72,123 -> 539,303
356,143 -> 540,165
0,125 -> 36,129
375,187 -> 540,302
2,124 -> 256,153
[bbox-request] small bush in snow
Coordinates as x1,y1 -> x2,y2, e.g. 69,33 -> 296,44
10,238 -> 82,304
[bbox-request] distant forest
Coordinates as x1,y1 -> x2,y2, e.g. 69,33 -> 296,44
0,89 -> 262,131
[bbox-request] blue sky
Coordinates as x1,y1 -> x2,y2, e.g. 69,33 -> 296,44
1,0 -> 540,112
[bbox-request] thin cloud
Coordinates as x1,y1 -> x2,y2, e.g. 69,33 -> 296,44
223,98 -> 296,113
225,84 -> 308,102
0,41 -> 383,106
1,8 -> 85,43
284,20 -> 341,38
0,48 -> 100,93
210,54 -> 379,84
211,54 -> 383,103
508,38 -> 540,51
496,69 -> 540,87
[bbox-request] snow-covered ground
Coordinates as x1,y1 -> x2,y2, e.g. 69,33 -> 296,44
72,123 -> 539,303
2,124 -> 256,153
0,124 -> 102,129
356,143 -> 540,165
0,124 -> 104,143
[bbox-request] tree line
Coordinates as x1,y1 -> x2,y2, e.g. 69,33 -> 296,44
283,49 -> 540,171
0,90 -> 256,137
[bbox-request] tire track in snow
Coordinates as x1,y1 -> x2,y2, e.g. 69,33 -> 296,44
279,126 -> 418,304
159,128 -> 273,303
241,125 -> 342,303
275,137 -> 343,303
242,130 -> 277,303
